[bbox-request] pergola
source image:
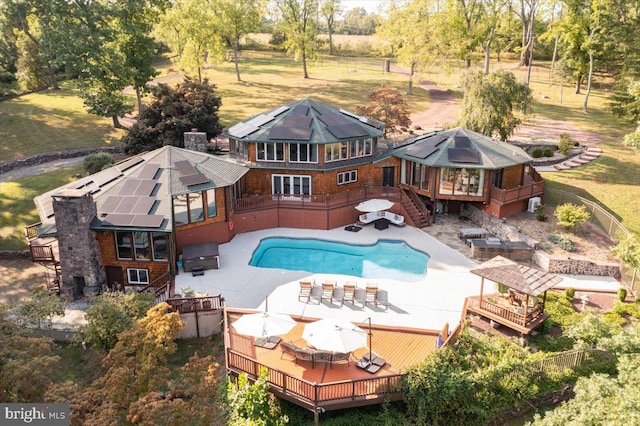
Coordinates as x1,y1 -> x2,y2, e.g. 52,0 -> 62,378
469,256 -> 563,330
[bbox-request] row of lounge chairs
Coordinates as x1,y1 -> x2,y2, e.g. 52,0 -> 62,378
280,341 -> 352,368
298,280 -> 386,309
358,211 -> 405,226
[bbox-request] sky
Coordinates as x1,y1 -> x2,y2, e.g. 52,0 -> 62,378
341,0 -> 385,14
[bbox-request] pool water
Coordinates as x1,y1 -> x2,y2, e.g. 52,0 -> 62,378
249,237 -> 429,281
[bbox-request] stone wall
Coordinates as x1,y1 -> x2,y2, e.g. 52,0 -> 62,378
532,251 -> 620,277
462,204 -> 540,248
0,147 -> 122,174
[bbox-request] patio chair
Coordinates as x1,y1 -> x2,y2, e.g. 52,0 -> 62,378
365,283 -> 379,306
298,280 -> 313,303
321,281 -> 336,304
342,282 -> 357,305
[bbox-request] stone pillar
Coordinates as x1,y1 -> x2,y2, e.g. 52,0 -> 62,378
184,129 -> 208,152
52,189 -> 105,300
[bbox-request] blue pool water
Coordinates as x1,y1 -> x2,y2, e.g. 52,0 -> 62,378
249,237 -> 429,281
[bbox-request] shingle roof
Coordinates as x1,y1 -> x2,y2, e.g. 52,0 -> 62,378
393,127 -> 532,169
221,98 -> 385,144
34,146 -> 249,235
470,256 -> 563,296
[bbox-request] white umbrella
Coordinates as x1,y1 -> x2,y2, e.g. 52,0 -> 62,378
232,311 -> 297,338
355,199 -> 395,213
302,318 -> 367,353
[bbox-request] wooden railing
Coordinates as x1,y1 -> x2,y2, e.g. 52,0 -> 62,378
530,349 -> 587,373
24,222 -> 41,241
467,296 -> 544,326
138,271 -> 171,304
29,244 -> 56,262
167,295 -> 224,313
405,187 -> 430,224
490,181 -> 545,205
227,350 -> 404,408
234,186 -> 404,212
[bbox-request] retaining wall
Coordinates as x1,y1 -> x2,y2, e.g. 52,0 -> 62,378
0,147 -> 122,174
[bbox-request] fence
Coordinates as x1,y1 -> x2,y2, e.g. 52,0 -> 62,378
544,188 -> 639,294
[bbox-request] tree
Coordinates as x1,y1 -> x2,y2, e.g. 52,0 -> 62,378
226,368 -> 288,425
83,153 -> 115,175
218,0 -> 265,82
121,78 -> 223,154
81,78 -> 133,129
14,287 -> 65,329
553,203 -> 591,229
458,70 -> 532,141
81,290 -> 154,351
320,0 -> 342,55
156,0 -> 226,83
611,234 -> 640,269
356,85 -> 410,137
275,0 -> 319,79
513,0 -> 540,67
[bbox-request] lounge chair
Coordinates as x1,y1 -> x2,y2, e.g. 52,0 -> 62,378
342,282 -> 357,305
321,281 -> 336,304
365,283 -> 378,306
298,280 -> 313,303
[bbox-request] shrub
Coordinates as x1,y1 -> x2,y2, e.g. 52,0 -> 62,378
618,288 -> 628,302
610,235 -> 640,269
14,287 -> 66,329
543,147 -> 554,157
531,148 -> 543,158
83,152 -> 115,175
565,287 -> 576,301
558,132 -> 575,155
554,203 -> 591,229
548,234 -> 575,251
536,204 -> 548,221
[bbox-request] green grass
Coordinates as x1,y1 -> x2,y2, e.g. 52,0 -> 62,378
0,164 -> 84,250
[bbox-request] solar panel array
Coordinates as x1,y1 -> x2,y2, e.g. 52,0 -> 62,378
228,106 -> 291,138
339,109 -> 383,129
448,148 -> 479,163
405,134 -> 448,159
268,126 -> 313,140
454,136 -> 472,149
311,104 -> 372,139
326,123 -> 368,139
175,160 -> 210,187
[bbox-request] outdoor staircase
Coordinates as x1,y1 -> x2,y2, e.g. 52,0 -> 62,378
401,188 -> 430,228
553,146 -> 602,171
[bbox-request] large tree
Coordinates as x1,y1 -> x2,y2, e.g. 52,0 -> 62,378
320,0 -> 342,55
458,70 -> 532,141
274,0 -> 319,79
122,78 -> 223,154
356,85 -> 411,137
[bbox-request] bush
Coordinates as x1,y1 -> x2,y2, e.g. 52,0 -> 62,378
558,132 -> 575,155
548,234 -> 575,252
83,152 -> 115,175
543,147 -> 554,157
531,148 -> 543,158
536,204 -> 548,221
618,288 -> 628,302
565,287 -> 576,301
14,287 -> 66,329
554,203 -> 591,229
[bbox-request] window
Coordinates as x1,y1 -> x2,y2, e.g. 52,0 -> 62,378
173,192 -> 205,225
325,142 -> 348,162
439,168 -> 484,196
257,142 -> 284,161
337,170 -> 357,185
152,233 -> 168,261
409,162 -> 430,190
133,231 -> 150,260
350,138 -> 373,158
229,139 -> 248,158
289,143 -> 318,163
206,189 -> 216,218
272,175 -> 312,196
116,231 -> 132,259
127,268 -> 149,284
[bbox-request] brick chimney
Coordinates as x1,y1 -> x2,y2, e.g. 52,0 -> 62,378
184,128 -> 208,152
52,188 -> 105,300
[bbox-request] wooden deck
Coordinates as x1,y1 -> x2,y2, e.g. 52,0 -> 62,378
464,295 -> 548,335
225,310 -> 439,412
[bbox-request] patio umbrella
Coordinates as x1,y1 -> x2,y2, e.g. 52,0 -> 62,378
355,199 -> 395,213
232,311 -> 297,338
302,318 -> 367,353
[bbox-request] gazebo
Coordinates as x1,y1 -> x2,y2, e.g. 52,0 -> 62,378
465,256 -> 563,334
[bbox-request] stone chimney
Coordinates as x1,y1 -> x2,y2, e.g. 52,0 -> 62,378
184,128 -> 208,152
52,188 -> 105,300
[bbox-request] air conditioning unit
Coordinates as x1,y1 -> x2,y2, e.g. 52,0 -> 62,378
528,197 -> 541,213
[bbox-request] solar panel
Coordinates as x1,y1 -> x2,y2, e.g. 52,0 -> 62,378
227,122 -> 259,138
448,148 -> 479,163
114,197 -> 138,214
134,180 -> 157,196
131,197 -> 156,214
38,197 -> 54,218
119,179 -> 140,195
101,196 -> 124,213
131,215 -> 164,228
137,164 -> 160,180
93,167 -> 122,187
116,156 -> 144,172
405,134 -> 449,159
454,136 -> 472,149
73,177 -> 92,190
180,173 -> 209,186
175,160 -> 197,176
102,213 -> 135,226
270,106 -> 289,116
268,126 -> 312,141
246,114 -> 275,127
291,104 -> 309,116
282,115 -> 312,128
327,123 -> 368,139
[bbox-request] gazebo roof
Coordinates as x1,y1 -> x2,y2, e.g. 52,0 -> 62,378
470,256 -> 563,296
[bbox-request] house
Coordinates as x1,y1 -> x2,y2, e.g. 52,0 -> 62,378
25,140 -> 249,299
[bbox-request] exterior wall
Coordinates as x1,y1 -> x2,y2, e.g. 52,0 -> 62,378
502,164 -> 524,190
477,198 -> 529,219
177,310 -> 222,339
53,191 -> 106,300
96,231 -> 171,286
532,251 -> 620,277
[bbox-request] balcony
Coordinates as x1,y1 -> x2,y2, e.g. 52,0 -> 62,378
24,222 -> 58,263
490,169 -> 545,205
465,294 -> 548,335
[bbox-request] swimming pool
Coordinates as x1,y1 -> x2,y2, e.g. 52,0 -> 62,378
249,237 -> 429,281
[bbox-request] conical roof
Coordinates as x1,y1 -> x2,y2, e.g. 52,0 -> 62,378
470,256 -> 563,296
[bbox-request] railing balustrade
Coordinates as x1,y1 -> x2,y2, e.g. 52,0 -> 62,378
167,295 -> 223,313
468,295 -> 544,326
29,245 -> 55,262
24,222 -> 41,240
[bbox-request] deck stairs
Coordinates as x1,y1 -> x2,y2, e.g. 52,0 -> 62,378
401,188 -> 430,228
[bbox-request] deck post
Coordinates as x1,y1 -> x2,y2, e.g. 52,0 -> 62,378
523,295 -> 529,326
314,409 -> 320,426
